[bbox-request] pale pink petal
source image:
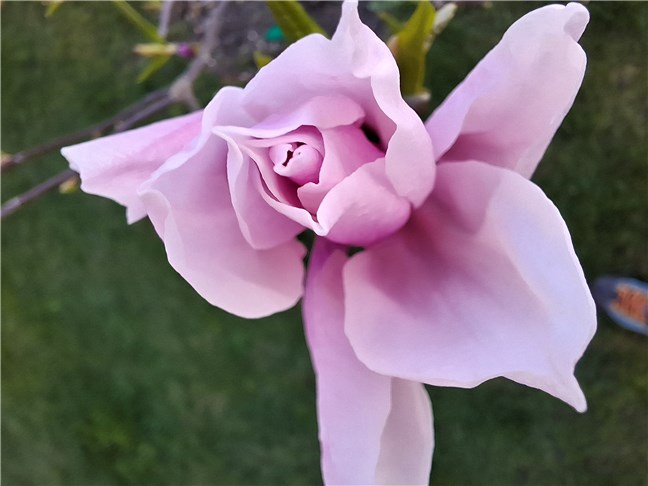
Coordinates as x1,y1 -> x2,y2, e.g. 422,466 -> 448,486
246,127 -> 324,154
304,239 -> 433,485
241,130 -> 319,209
304,239 -> 391,484
135,88 -> 305,319
139,135 -> 305,318
213,95 -> 365,249
272,144 -> 322,185
426,3 -> 588,178
61,111 -> 202,223
241,1 -> 435,206
219,130 -> 304,250
317,159 -> 411,246
298,124 -> 383,213
375,380 -> 433,486
244,148 -> 410,247
332,0 -> 436,206
220,95 -> 365,138
344,161 -> 597,411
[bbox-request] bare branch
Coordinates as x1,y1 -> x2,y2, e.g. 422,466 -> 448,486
116,94 -> 175,131
169,1 -> 227,108
1,93 -> 178,220
1,169 -> 77,219
2,1 -> 229,219
158,0 -> 175,39
2,87 -> 169,174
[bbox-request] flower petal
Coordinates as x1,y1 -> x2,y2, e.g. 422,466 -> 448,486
304,238 -> 433,485
241,0 -> 435,206
317,158 -> 411,246
137,89 -> 305,319
375,379 -> 433,486
247,151 -> 411,248
61,111 -> 202,223
214,94 -> 366,249
425,3 -> 588,178
221,94 -> 365,138
298,124 -> 383,214
333,0 -> 436,206
220,130 -> 304,250
343,161 -> 596,411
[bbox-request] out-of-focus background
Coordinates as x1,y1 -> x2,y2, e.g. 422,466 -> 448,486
2,2 -> 646,484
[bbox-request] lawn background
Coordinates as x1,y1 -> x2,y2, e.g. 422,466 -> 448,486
2,2 -> 647,485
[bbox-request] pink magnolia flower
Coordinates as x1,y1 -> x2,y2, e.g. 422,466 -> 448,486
61,1 -> 596,484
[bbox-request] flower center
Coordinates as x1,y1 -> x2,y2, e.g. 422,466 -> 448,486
269,142 -> 324,185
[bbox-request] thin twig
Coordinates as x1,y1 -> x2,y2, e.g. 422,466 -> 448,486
1,94 -> 175,220
1,169 -> 77,219
2,2 -> 228,219
158,0 -> 175,39
169,1 -> 227,109
116,94 -> 175,131
2,87 -> 169,174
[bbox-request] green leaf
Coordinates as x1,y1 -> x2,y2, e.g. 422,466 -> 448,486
254,51 -> 274,69
112,0 -> 164,43
133,42 -> 176,57
394,1 -> 436,97
266,1 -> 326,43
377,11 -> 404,36
44,1 -> 65,17
136,55 -> 171,83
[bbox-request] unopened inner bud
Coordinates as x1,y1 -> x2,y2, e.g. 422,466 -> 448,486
270,142 -> 323,185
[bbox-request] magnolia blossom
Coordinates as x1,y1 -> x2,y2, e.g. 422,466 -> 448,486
62,2 -> 596,484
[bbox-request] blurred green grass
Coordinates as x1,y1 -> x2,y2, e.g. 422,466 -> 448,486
2,2 -> 646,485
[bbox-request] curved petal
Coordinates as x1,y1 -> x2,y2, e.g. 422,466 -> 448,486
220,95 -> 365,138
375,380 -> 433,486
425,3 -> 588,178
137,89 -> 305,319
333,1 -> 436,205
317,159 -> 411,247
343,161 -> 596,411
304,239 -> 433,485
304,239 -> 392,484
247,152 -> 411,248
213,95 -> 366,249
298,124 -> 383,214
220,130 -> 304,250
61,111 -> 202,223
139,134 -> 305,318
241,1 -> 435,206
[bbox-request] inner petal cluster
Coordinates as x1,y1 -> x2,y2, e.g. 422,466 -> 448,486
269,141 -> 324,185
214,91 -> 417,246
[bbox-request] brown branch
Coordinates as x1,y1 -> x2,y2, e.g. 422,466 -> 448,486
157,0 -> 175,39
168,1 -> 227,110
2,2 -> 226,174
2,2 -> 228,220
2,87 -> 169,174
0,95 -> 178,221
116,94 -> 175,131
1,169 -> 77,219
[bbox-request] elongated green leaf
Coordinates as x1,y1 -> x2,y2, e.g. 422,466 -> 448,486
394,1 -> 435,96
377,11 -> 405,36
112,0 -> 164,43
254,51 -> 274,69
134,42 -> 176,57
44,1 -> 65,17
266,1 -> 326,43
136,54 -> 171,83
